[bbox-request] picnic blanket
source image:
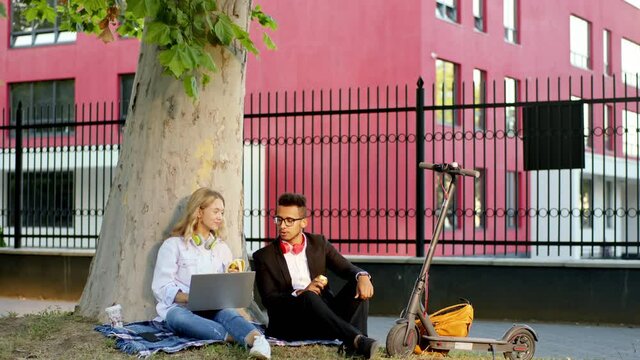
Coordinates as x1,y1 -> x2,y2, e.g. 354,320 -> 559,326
95,321 -> 342,358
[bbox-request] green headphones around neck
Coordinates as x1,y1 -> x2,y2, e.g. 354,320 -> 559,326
192,233 -> 216,249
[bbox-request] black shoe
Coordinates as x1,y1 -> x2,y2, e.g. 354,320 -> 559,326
355,335 -> 379,359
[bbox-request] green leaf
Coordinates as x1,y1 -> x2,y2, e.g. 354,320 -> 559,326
238,36 -> 258,55
262,33 -> 276,50
83,0 -> 107,13
127,0 -> 147,18
144,0 -> 161,18
198,52 -> 218,72
158,48 -> 185,78
203,0 -> 217,11
183,75 -> 198,99
144,21 -> 172,45
213,14 -> 234,45
252,5 -> 277,30
0,3 -> 7,18
177,45 -> 198,70
202,74 -> 212,87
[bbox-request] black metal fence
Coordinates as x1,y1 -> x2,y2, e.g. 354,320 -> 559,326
2,76 -> 640,259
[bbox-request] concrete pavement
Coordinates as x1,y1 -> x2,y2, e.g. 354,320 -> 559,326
369,316 -> 640,360
2,298 -> 639,360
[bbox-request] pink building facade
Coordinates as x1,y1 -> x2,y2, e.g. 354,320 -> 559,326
1,0 -> 639,257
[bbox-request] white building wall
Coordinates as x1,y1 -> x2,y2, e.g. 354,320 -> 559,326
530,153 -> 640,260
3,144 -> 268,250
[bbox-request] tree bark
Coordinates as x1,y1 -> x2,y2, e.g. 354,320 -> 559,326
77,0 -> 252,321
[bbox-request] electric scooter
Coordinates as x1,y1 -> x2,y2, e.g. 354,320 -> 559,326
386,162 -> 538,359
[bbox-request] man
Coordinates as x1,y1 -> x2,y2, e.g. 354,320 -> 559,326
253,193 -> 379,359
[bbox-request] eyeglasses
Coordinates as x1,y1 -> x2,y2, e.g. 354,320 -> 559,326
273,216 -> 305,227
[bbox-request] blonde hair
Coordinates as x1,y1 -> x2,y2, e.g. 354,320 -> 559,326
172,188 -> 227,242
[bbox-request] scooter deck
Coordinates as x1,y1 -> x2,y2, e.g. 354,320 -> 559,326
424,335 -> 512,352
424,335 -> 508,345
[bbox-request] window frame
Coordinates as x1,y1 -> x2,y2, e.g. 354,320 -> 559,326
504,77 -> 518,136
603,29 -> 612,76
435,58 -> 459,127
435,174 -> 459,230
474,169 -> 485,229
473,69 -> 487,131
10,0 -> 77,48
473,0 -> 485,32
436,0 -> 458,23
503,0 -> 519,44
621,38 -> 640,88
569,15 -> 592,70
506,171 -> 517,228
119,74 -> 136,121
9,79 -> 76,136
581,178 -> 593,228
623,109 -> 640,157
571,95 -> 593,149
604,104 -> 614,151
7,170 -> 75,228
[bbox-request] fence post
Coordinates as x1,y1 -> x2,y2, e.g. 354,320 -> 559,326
14,102 -> 23,249
416,78 -> 425,257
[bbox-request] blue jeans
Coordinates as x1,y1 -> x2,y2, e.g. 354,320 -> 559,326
165,306 -> 258,345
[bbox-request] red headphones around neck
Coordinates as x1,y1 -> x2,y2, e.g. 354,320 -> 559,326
280,239 -> 305,254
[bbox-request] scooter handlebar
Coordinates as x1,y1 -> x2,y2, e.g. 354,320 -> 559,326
419,162 -> 480,178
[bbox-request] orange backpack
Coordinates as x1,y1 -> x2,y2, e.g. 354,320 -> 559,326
414,302 -> 474,354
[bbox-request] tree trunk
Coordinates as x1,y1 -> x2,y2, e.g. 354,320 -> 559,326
77,0 -> 252,321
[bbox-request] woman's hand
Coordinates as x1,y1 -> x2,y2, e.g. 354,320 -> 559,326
174,290 -> 189,304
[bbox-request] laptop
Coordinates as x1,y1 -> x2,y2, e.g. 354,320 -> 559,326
187,271 -> 255,311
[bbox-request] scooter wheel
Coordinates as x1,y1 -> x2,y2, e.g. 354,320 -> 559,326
503,328 -> 536,360
385,322 -> 419,357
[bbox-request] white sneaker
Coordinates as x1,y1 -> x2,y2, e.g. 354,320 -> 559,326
249,335 -> 271,359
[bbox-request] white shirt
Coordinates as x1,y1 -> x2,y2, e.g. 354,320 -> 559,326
151,235 -> 233,320
283,233 -> 312,295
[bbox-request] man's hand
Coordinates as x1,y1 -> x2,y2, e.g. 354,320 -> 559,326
174,290 -> 189,304
355,274 -> 374,300
302,277 -> 327,295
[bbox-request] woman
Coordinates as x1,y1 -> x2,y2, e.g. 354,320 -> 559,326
151,188 -> 270,359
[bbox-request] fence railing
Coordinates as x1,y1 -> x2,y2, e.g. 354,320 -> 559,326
2,75 -> 640,259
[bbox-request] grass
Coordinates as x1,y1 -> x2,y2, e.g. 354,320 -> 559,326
0,310 -> 548,360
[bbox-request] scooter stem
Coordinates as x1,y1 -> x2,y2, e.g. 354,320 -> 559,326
404,175 -> 458,334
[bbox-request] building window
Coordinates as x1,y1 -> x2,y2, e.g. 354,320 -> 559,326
436,0 -> 458,23
581,178 -> 593,228
473,0 -> 485,32
603,29 -> 611,75
436,175 -> 458,229
120,74 -> 135,120
505,77 -> 518,136
10,0 -> 76,47
475,169 -> 485,228
7,171 -> 74,228
604,104 -> 614,151
473,69 -> 486,130
605,180 -> 614,229
10,79 -> 75,135
503,0 -> 518,43
623,110 -> 640,156
572,96 -> 592,148
625,0 -> 640,9
435,59 -> 458,126
621,38 -> 640,88
506,171 -> 517,228
570,15 -> 591,69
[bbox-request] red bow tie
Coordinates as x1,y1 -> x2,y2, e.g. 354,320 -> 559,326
280,239 -> 305,254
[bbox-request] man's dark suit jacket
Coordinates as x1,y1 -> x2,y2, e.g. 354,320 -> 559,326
253,232 -> 364,338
